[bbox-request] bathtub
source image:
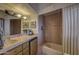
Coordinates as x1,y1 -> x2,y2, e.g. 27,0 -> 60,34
42,43 -> 63,55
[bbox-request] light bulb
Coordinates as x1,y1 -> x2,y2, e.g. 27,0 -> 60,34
16,14 -> 22,18
23,16 -> 27,19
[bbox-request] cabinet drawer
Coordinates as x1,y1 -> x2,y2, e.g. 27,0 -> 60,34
30,38 -> 37,55
23,48 -> 29,55
23,42 -> 29,49
31,46 -> 37,55
15,45 -> 22,53
5,49 -> 17,55
17,52 -> 22,55
6,45 -> 22,55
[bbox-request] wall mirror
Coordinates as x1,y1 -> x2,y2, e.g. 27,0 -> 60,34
10,19 -> 21,35
22,21 -> 29,30
30,21 -> 36,28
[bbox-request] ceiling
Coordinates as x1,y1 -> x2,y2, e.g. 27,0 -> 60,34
0,3 -> 74,15
0,3 -> 37,16
29,3 -> 74,15
29,3 -> 53,12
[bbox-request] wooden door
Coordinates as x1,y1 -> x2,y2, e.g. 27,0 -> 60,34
43,9 -> 62,45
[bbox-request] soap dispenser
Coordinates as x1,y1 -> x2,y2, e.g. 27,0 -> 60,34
27,29 -> 33,35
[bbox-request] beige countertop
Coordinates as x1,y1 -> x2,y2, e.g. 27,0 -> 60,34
0,35 -> 37,54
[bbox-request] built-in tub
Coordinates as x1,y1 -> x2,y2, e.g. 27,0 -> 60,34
42,43 -> 63,55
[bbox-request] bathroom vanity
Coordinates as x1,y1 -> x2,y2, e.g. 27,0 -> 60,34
0,10 -> 37,55
0,35 -> 37,55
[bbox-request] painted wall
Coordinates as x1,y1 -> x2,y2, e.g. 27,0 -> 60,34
37,15 -> 44,54
38,16 -> 44,45
4,19 -> 10,35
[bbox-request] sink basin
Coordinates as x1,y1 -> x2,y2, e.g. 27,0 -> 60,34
2,35 -> 31,49
2,40 -> 18,49
8,40 -> 18,43
4,39 -> 18,48
5,39 -> 18,44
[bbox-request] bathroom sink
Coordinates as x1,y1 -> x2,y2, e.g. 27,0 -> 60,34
3,39 -> 18,49
5,39 -> 19,45
7,40 -> 18,43
2,35 -> 36,49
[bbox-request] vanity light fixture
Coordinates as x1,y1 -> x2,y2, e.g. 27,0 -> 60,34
5,10 -> 15,16
16,14 -> 22,18
23,16 -> 27,19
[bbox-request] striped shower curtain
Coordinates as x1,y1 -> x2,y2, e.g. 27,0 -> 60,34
63,4 -> 79,55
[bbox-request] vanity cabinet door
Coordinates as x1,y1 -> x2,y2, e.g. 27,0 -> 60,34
3,49 -> 17,55
22,42 -> 29,55
15,45 -> 22,54
17,52 -> 22,55
23,48 -> 29,55
1,37 -> 37,55
30,37 -> 37,55
5,45 -> 22,55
